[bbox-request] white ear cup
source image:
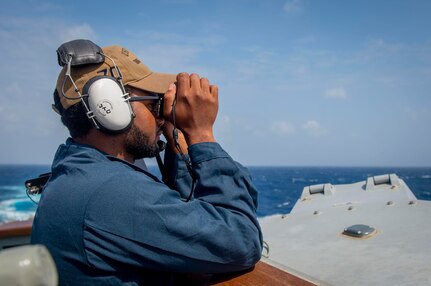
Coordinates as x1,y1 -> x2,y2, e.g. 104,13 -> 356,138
86,78 -> 133,132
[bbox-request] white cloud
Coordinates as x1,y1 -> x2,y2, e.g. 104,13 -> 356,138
58,24 -> 96,43
283,0 -> 303,13
294,36 -> 316,45
271,121 -> 296,136
136,44 -> 201,72
123,29 -> 226,73
325,87 -> 347,99
353,38 -> 403,64
302,120 -> 326,137
368,38 -> 401,53
403,106 -> 431,121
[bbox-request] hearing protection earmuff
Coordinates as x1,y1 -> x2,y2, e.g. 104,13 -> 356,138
56,39 -> 135,134
81,75 -> 134,133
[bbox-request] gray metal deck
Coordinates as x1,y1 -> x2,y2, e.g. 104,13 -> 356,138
259,174 -> 431,286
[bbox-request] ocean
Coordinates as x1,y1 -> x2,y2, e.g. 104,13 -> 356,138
0,164 -> 430,223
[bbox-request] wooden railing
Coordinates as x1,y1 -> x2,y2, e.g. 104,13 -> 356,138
0,219 -> 33,249
0,219 -> 33,238
209,261 -> 319,286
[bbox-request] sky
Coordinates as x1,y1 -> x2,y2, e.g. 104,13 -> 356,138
0,0 -> 430,167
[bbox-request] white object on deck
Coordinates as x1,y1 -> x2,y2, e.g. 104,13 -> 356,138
0,244 -> 58,286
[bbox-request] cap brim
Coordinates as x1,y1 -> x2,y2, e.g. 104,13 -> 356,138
127,72 -> 177,94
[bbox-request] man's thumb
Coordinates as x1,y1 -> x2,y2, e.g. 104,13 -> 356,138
163,83 -> 176,119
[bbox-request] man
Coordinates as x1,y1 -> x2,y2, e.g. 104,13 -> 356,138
31,40 -> 262,285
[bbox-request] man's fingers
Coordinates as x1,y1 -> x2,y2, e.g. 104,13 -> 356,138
190,73 -> 201,91
200,77 -> 210,92
176,72 -> 190,96
210,84 -> 218,97
162,83 -> 176,119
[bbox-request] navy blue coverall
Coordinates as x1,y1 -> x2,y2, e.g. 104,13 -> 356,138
31,138 -> 262,285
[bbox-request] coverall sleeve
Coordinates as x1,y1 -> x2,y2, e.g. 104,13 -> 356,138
83,142 -> 263,274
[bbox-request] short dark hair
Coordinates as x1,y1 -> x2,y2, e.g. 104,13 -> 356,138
53,90 -> 93,138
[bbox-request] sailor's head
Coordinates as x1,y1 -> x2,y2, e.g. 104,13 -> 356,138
52,40 -> 176,139
54,44 -> 176,111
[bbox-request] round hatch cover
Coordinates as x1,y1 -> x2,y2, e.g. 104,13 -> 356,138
343,224 -> 376,238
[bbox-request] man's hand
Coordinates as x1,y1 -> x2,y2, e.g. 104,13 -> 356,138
163,73 -> 218,146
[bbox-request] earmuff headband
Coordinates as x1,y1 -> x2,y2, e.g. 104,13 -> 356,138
56,40 -> 135,133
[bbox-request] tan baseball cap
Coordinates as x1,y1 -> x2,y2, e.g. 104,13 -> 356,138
55,45 -> 177,110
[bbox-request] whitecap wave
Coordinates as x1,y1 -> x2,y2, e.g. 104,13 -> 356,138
0,198 -> 36,224
0,185 -> 25,192
421,191 -> 431,197
292,177 -> 306,183
277,201 -> 290,208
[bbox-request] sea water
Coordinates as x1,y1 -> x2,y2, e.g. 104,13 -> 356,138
0,164 -> 430,223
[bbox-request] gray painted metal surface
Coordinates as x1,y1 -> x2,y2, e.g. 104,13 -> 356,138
259,174 -> 431,286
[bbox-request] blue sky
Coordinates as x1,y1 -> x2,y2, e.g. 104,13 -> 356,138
0,0 -> 430,166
